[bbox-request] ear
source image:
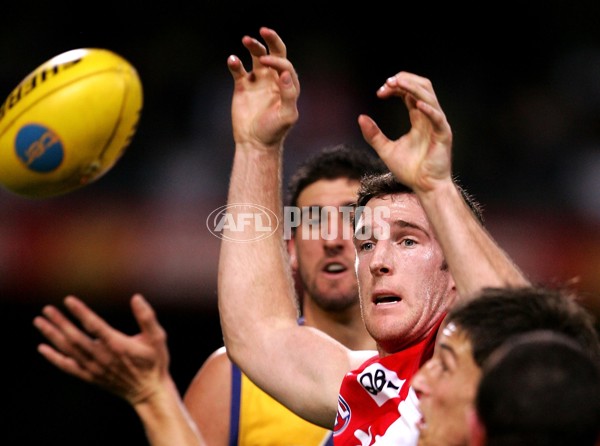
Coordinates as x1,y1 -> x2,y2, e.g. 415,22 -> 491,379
445,271 -> 457,302
467,406 -> 487,446
287,237 -> 298,271
440,257 -> 456,292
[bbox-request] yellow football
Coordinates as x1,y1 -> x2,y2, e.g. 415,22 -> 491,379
0,48 -> 143,198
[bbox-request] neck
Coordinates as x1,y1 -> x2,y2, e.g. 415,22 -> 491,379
301,299 -> 376,351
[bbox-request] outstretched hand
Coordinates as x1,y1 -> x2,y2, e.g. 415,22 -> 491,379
33,294 -> 170,406
228,27 -> 300,148
358,72 -> 453,193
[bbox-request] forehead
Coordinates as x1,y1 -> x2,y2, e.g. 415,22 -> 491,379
296,178 -> 360,207
357,194 -> 430,229
437,322 -> 475,360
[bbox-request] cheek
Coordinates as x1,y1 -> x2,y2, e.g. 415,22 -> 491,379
446,373 -> 480,412
413,246 -> 443,272
295,239 -> 320,260
342,237 -> 357,252
410,364 -> 434,397
463,370 -> 481,403
355,261 -> 371,285
431,382 -> 470,424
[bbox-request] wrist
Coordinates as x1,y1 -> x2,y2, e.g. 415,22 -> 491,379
131,376 -> 178,416
235,138 -> 285,155
416,178 -> 458,205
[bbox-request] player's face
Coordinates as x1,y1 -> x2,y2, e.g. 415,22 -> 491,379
410,322 -> 481,446
354,193 -> 456,352
289,178 -> 360,312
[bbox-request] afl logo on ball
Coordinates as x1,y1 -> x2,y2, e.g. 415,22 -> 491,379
207,203 -> 279,242
15,124 -> 63,172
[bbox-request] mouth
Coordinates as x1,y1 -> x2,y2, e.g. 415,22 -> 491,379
372,292 -> 401,305
416,416 -> 427,433
323,262 -> 347,274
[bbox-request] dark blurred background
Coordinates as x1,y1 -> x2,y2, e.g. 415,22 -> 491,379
2,2 -> 600,444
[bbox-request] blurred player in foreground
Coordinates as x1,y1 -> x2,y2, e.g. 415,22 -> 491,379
471,329 -> 600,446
411,286 -> 600,446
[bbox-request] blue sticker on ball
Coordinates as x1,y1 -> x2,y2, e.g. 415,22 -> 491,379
15,124 -> 63,172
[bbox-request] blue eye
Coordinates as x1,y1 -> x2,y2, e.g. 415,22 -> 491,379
359,241 -> 375,252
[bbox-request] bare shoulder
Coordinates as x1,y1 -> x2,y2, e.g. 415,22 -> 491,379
201,346 -> 231,371
183,346 -> 232,446
185,346 -> 232,395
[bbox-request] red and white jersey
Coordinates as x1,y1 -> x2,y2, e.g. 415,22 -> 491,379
333,319 -> 443,446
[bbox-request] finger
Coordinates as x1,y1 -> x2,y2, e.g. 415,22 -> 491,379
377,73 -> 437,110
242,35 -> 268,71
35,301 -> 135,390
34,305 -> 93,357
227,54 -> 247,81
64,296 -> 118,343
33,311 -> 70,351
257,55 -> 300,93
130,294 -> 166,343
242,35 -> 268,57
37,343 -> 95,383
394,73 -> 438,108
36,309 -> 110,375
259,27 -> 287,58
388,72 -> 432,92
278,71 -> 300,124
61,297 -> 129,369
415,100 -> 449,134
358,114 -> 391,153
377,76 -> 402,99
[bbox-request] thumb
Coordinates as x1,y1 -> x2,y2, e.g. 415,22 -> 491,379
131,294 -> 164,340
279,71 -> 299,116
358,114 -> 391,156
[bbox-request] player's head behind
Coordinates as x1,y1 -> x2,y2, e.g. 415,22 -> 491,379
286,143 -> 388,208
447,286 -> 600,367
412,286 -> 600,446
475,329 -> 600,446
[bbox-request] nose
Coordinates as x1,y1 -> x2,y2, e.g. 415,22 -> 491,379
322,208 -> 352,254
323,236 -> 344,255
411,364 -> 431,399
369,241 -> 392,276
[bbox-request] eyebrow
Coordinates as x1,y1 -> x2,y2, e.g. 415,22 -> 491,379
391,219 -> 427,233
438,343 -> 458,361
355,218 -> 427,236
301,202 -> 356,208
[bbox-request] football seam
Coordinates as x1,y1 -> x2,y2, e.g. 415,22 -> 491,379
0,68 -> 132,141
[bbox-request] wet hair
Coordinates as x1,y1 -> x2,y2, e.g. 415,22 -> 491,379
286,143 -> 388,207
476,330 -> 600,445
356,171 -> 484,224
446,286 -> 600,368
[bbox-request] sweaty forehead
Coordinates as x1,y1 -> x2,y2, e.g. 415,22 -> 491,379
359,194 -> 429,226
438,322 -> 475,360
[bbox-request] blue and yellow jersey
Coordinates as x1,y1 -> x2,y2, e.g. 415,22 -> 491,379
229,363 -> 334,446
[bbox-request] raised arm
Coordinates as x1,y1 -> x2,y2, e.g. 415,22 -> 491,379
358,72 -> 529,300
33,294 -> 205,446
218,27 -> 364,428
